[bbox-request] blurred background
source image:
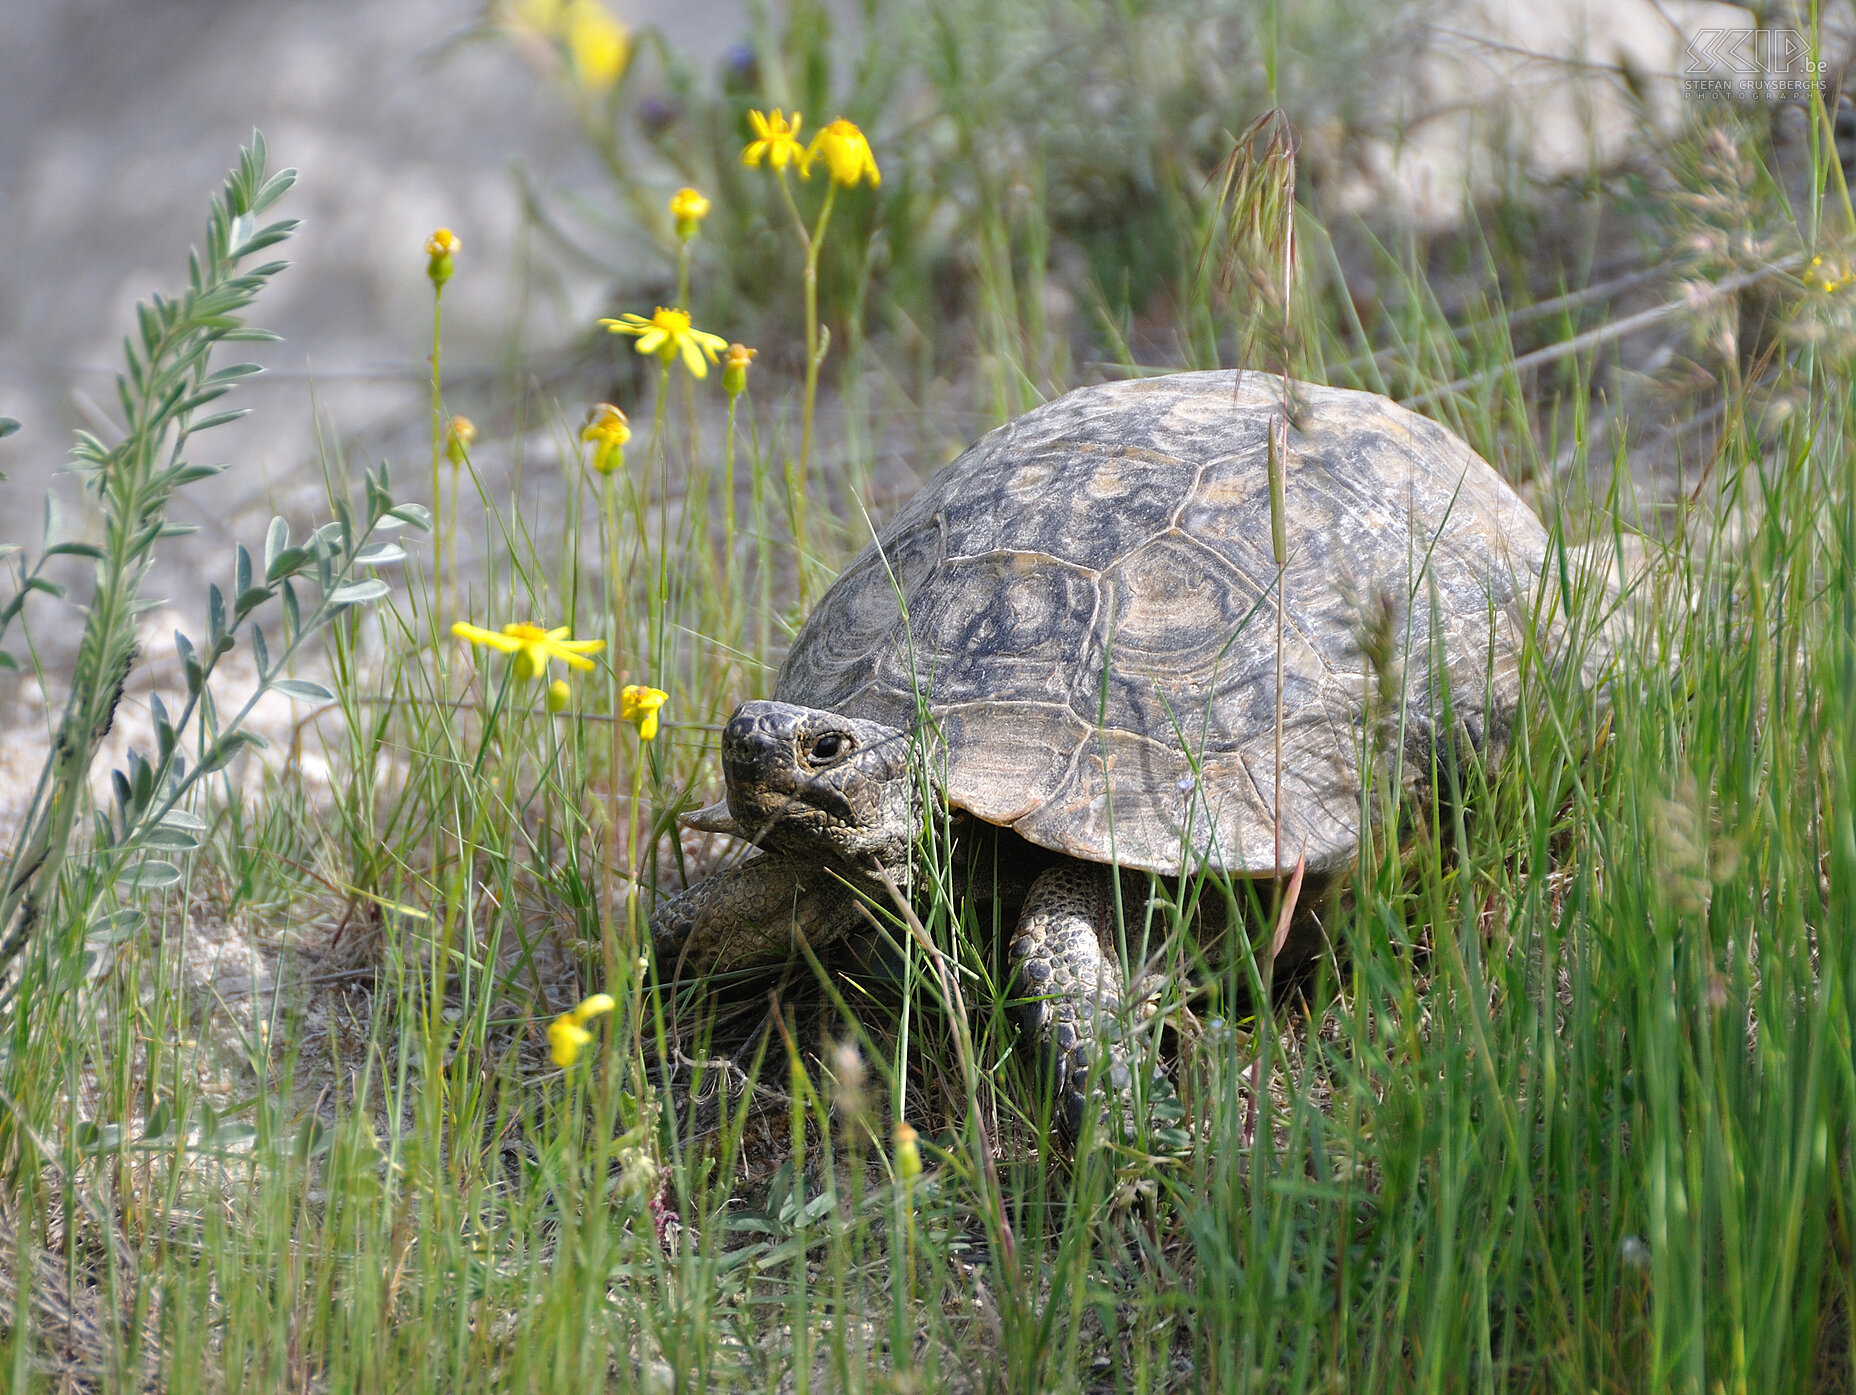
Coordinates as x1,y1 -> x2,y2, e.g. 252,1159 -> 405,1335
0,0 -> 1846,773
4,0 -> 1821,505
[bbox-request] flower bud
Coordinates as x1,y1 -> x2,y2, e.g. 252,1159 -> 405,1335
425,227 -> 460,291
546,678 -> 571,712
446,415 -> 477,466
669,186 -> 711,242
582,402 -> 631,475
894,1120 -> 921,1181
723,343 -> 756,400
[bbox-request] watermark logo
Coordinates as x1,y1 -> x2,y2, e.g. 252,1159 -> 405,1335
1684,28 -> 1827,101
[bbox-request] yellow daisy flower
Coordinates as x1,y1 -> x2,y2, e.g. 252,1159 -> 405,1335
742,109 -> 811,176
452,620 -> 605,680
810,118 -> 880,188
619,684 -> 669,740
599,307 -> 729,378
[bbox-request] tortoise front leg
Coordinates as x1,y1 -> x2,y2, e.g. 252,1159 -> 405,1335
650,853 -> 865,978
1007,863 -> 1152,1139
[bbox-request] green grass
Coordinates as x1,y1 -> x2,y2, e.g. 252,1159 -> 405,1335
2,3 -> 1856,1390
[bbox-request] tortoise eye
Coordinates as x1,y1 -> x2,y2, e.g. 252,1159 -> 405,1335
808,732 -> 851,764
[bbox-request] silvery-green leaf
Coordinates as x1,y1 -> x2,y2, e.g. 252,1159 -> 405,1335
354,542 -> 405,567
75,1121 -> 123,1154
143,826 -> 201,852
144,1100 -> 175,1142
382,502 -> 432,531
328,579 -> 389,605
44,541 -> 104,562
196,730 -> 268,774
86,910 -> 144,944
119,860 -> 182,890
160,809 -> 207,833
202,1122 -> 258,1152
294,1119 -> 333,1161
265,546 -> 309,582
263,516 -> 288,574
272,678 -> 336,702
189,408 -> 249,433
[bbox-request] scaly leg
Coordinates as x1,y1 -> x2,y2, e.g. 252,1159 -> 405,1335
650,853 -> 865,977
1007,862 -> 1148,1139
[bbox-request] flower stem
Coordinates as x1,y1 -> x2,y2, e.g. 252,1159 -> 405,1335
676,241 -> 700,459
795,183 -> 839,601
649,363 -> 672,678
723,393 -> 740,629
601,467 -> 626,956
430,287 -> 446,637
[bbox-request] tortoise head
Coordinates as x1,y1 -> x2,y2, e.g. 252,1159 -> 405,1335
689,700 -> 916,869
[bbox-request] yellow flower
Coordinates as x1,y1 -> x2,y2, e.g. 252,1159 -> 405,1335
546,678 -> 571,713
548,1017 -> 592,1066
599,307 -> 729,378
446,415 -> 476,467
722,343 -> 756,399
894,1120 -> 921,1180
425,227 -> 459,289
742,109 -> 811,176
810,118 -> 880,188
669,186 -> 711,241
581,402 -> 631,474
546,991 -> 617,1067
451,621 -> 605,680
619,684 -> 669,740
564,0 -> 630,89
515,0 -> 630,89
573,992 -> 616,1020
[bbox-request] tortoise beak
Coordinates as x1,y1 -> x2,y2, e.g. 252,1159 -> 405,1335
680,800 -> 740,835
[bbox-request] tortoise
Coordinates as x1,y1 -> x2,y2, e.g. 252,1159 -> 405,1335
650,370 -> 1553,1136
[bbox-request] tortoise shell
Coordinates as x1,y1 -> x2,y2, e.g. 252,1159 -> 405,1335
775,371 -> 1548,878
